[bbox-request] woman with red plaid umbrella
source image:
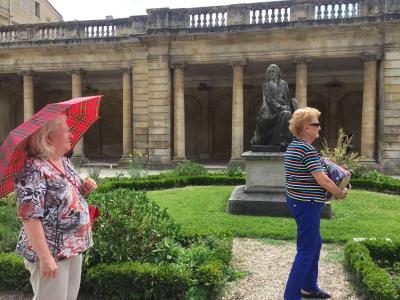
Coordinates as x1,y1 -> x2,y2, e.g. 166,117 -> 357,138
15,114 -> 96,300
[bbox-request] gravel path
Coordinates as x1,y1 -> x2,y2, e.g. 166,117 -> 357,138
219,238 -> 364,300
0,238 -> 363,300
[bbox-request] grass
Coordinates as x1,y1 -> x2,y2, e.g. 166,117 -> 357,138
2,186 -> 400,249
148,186 -> 400,243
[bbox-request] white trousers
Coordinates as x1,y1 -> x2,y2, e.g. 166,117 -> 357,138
24,254 -> 82,300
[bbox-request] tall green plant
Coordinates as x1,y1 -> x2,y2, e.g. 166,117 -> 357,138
127,151 -> 148,179
320,128 -> 363,173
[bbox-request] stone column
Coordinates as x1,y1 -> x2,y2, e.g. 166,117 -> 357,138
294,56 -> 311,108
171,61 -> 187,161
71,69 -> 88,164
230,59 -> 246,161
361,53 -> 381,165
22,71 -> 34,121
119,68 -> 133,165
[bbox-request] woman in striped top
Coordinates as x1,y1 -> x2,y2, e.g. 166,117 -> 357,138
284,107 -> 348,300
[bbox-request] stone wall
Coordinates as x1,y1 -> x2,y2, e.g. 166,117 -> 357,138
381,24 -> 400,174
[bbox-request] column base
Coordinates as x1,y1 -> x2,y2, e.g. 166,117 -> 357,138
118,155 -> 133,167
360,158 -> 379,171
71,155 -> 89,167
229,157 -> 245,167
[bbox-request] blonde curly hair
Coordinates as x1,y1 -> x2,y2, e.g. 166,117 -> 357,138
289,107 -> 321,137
26,115 -> 67,159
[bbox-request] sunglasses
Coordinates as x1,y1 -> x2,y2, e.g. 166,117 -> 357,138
308,123 -> 321,127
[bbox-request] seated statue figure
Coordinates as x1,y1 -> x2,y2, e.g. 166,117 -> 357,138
251,64 -> 298,149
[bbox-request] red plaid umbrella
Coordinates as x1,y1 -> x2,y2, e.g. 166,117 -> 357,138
0,95 -> 103,198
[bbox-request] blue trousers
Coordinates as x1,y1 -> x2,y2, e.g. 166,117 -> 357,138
284,196 -> 323,300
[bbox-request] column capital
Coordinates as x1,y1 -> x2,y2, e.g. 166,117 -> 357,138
361,52 -> 382,62
119,67 -> 132,74
170,61 -> 187,70
229,58 -> 247,67
69,68 -> 85,76
19,70 -> 34,76
293,56 -> 312,65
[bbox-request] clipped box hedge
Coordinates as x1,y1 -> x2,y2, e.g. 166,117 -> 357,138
96,175 -> 245,193
83,261 -> 191,299
0,235 -> 233,299
351,179 -> 400,195
0,253 -> 30,292
344,240 -> 400,300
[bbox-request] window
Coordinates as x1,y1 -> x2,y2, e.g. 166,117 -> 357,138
35,1 -> 40,18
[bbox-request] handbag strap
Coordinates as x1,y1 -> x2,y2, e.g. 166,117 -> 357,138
47,159 -> 82,192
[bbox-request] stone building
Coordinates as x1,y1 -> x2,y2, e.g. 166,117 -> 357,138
0,0 -> 62,26
0,0 -> 399,174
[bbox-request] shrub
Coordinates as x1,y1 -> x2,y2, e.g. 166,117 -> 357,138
0,204 -> 20,253
174,160 -> 207,177
344,241 -> 399,300
0,253 -> 30,292
320,128 -> 363,174
84,261 -> 190,299
224,162 -> 244,177
85,189 -> 180,266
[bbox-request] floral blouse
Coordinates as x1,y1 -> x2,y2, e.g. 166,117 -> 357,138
15,157 -> 93,263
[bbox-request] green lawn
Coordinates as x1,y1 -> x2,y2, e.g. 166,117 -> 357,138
148,186 -> 400,243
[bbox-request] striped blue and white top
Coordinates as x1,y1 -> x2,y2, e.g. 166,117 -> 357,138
284,138 -> 326,203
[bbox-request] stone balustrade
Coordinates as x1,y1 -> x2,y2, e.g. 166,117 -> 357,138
186,6 -> 228,28
0,0 -> 398,44
314,0 -> 360,20
247,1 -> 291,24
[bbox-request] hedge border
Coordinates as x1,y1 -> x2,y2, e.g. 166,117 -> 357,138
95,175 -> 400,195
0,235 -> 233,299
344,240 -> 400,300
96,175 -> 245,193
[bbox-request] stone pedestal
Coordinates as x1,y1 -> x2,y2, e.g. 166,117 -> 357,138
228,151 -> 331,219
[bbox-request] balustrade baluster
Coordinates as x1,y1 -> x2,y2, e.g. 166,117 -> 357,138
212,13 -> 216,26
322,4 -> 332,20
277,8 -> 283,23
254,9 -> 260,24
190,15 -> 194,28
344,3 -> 350,18
330,5 -> 335,19
196,14 -> 200,28
251,10 -> 256,24
316,5 -> 322,20
262,9 -> 266,24
271,8 -> 276,23
222,12 -> 226,26
351,3 -> 357,17
337,3 -> 343,19
284,7 -> 289,22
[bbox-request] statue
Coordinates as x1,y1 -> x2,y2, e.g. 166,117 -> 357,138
251,64 -> 298,151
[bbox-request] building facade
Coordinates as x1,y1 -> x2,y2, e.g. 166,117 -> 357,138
0,0 -> 62,26
0,0 -> 399,174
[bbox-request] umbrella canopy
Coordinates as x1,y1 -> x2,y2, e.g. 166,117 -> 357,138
0,95 -> 102,198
